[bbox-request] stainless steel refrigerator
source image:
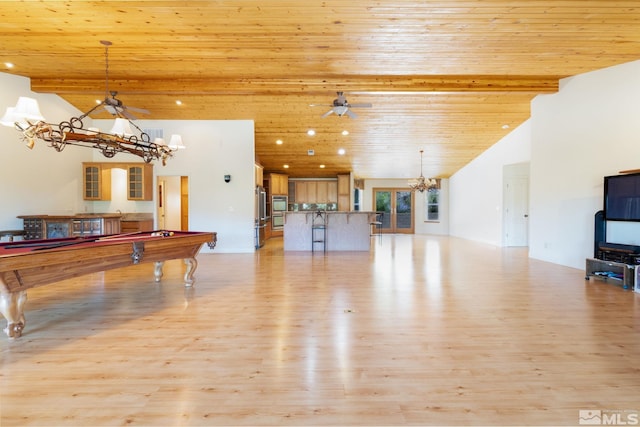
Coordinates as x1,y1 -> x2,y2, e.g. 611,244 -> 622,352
255,185 -> 267,248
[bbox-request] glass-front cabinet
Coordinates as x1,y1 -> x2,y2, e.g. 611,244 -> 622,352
83,162 -> 152,201
82,162 -> 111,201
127,164 -> 153,201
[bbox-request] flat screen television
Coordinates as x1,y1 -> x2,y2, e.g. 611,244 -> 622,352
604,172 -> 640,221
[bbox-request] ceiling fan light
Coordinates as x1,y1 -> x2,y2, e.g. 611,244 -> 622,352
333,106 -> 348,116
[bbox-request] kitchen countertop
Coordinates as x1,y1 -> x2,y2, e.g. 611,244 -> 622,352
18,213 -> 123,219
17,213 -> 154,220
119,213 -> 153,221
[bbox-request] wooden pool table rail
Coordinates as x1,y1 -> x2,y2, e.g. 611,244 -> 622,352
0,230 -> 216,338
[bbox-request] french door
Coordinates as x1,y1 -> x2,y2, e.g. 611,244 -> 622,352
372,188 -> 415,234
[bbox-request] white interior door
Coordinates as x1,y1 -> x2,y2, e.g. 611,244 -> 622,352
504,164 -> 530,247
157,179 -> 166,229
157,176 -> 183,230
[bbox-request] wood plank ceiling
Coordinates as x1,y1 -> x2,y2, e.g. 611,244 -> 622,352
1,1 -> 640,179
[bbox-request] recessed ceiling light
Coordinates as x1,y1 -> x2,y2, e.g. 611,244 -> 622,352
95,99 -> 101,104
319,164 -> 325,168
342,130 -> 349,136
283,164 -> 289,169
307,129 -> 315,136
176,100 -> 183,105
337,148 -> 346,155
502,124 -> 510,129
276,139 -> 283,145
5,62 -> 14,69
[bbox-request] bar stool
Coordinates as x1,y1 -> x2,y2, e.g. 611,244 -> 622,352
369,212 -> 383,242
311,210 -> 327,253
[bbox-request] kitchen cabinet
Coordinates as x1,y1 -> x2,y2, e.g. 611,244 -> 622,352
295,182 -> 307,203
337,174 -> 350,211
263,173 -> 288,239
73,217 -> 121,236
314,181 -> 338,203
269,173 -> 288,195
305,181 -> 317,203
22,218 -> 44,240
294,180 -> 338,204
316,181 -> 328,202
327,181 -> 338,203
82,163 -> 111,201
18,214 -> 122,240
264,221 -> 272,240
127,164 -> 153,201
121,219 -> 154,233
255,164 -> 264,187
102,217 -> 121,234
82,162 -> 153,201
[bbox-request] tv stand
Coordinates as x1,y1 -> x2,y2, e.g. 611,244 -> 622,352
585,258 -> 637,291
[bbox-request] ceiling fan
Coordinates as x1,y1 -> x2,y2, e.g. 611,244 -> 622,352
311,91 -> 372,119
95,40 -> 149,120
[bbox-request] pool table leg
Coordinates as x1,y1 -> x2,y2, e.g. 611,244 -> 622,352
184,257 -> 198,287
0,289 -> 27,338
154,261 -> 164,282
153,258 -> 198,286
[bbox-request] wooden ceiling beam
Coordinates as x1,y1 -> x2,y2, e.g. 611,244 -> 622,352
30,75 -> 559,95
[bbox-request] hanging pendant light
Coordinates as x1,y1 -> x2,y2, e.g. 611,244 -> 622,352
0,42 -> 181,164
408,149 -> 438,192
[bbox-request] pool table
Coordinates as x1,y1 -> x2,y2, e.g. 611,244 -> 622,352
0,230 -> 216,338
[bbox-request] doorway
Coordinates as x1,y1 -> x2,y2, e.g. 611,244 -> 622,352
157,176 -> 189,231
372,188 -> 415,233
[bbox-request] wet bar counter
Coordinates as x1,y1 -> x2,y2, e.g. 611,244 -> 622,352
283,211 -> 375,251
18,214 -> 123,239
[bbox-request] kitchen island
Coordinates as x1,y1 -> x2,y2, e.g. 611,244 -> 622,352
283,211 -> 375,251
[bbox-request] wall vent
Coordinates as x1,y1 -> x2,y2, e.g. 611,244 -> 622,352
143,128 -> 164,140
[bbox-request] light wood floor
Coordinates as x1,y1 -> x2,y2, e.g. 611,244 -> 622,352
1,235 -> 638,426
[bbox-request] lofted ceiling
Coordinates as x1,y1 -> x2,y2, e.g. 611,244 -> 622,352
1,1 -> 640,179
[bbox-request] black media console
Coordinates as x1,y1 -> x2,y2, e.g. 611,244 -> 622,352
587,242 -> 640,290
586,198 -> 640,292
596,241 -> 640,265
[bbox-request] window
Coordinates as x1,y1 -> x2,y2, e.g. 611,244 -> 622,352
425,188 -> 440,221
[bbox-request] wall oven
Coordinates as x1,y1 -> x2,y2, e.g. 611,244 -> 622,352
272,195 -> 287,230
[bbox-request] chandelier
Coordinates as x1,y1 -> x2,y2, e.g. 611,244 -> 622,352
1,97 -> 177,165
408,149 -> 438,192
0,41 -> 181,166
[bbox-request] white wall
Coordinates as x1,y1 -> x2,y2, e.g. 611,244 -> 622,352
92,119 -> 256,254
449,120 -> 532,246
0,72 -> 256,253
0,73 -> 90,230
528,60 -> 640,268
450,59 -> 640,269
